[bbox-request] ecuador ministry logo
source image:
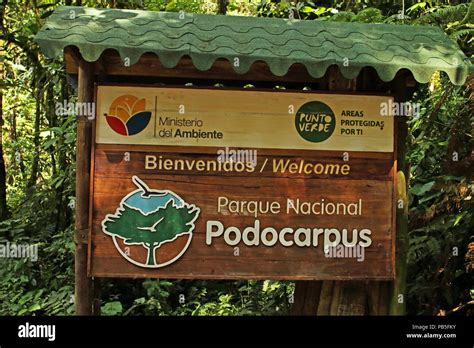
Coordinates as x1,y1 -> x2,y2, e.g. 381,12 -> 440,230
105,95 -> 152,136
102,176 -> 200,268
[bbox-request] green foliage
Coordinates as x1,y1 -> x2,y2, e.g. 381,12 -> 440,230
227,0 -> 260,16
144,0 -> 217,13
351,7 -> 383,22
412,3 -> 472,26
406,75 -> 473,315
0,227 -> 75,315
412,3 -> 473,55
115,279 -> 294,316
101,301 -> 123,315
0,0 -> 472,317
327,11 -> 356,22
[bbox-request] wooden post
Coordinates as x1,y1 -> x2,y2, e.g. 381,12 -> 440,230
389,77 -> 410,315
74,58 -> 94,315
291,281 -> 322,315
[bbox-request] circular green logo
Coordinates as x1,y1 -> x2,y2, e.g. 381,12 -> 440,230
295,101 -> 335,142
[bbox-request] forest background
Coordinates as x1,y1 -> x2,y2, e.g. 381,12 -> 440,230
0,0 -> 472,316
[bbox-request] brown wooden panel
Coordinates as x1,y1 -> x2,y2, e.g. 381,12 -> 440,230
89,147 -> 395,280
65,47 -> 323,83
94,144 -> 394,181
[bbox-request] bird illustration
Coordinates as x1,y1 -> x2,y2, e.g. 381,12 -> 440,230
137,217 -> 164,233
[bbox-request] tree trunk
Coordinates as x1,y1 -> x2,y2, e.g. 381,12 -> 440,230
146,244 -> 157,266
27,74 -> 42,190
0,78 -> 9,221
9,111 -> 26,179
0,0 -> 9,221
44,80 -> 62,233
218,0 -> 228,15
54,75 -> 70,232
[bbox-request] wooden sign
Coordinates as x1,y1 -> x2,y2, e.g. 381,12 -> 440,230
89,86 -> 396,280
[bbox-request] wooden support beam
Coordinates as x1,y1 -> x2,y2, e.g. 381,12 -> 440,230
317,281 -> 335,315
64,47 -> 324,84
74,58 -> 94,315
389,75 -> 411,315
291,281 -> 322,315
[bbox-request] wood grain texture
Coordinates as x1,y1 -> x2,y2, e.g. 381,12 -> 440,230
89,144 -> 395,280
65,48 -> 324,83
75,59 -> 94,315
94,144 -> 394,180
95,85 -> 395,152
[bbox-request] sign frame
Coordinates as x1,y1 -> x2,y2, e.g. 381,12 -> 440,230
87,83 -> 398,281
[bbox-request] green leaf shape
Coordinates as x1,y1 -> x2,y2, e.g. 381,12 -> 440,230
101,301 -> 123,315
410,181 -> 435,196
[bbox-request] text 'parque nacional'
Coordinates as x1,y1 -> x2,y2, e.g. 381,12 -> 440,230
90,85 -> 396,280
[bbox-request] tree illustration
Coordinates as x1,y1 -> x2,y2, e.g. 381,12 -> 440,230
103,178 -> 199,266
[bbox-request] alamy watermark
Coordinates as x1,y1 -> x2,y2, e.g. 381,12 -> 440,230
380,100 -> 421,118
18,322 -> 55,342
55,100 -> 95,120
217,147 -> 257,168
324,244 -> 365,262
0,242 -> 38,262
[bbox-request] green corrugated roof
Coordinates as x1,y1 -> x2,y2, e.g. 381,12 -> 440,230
35,6 -> 472,85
